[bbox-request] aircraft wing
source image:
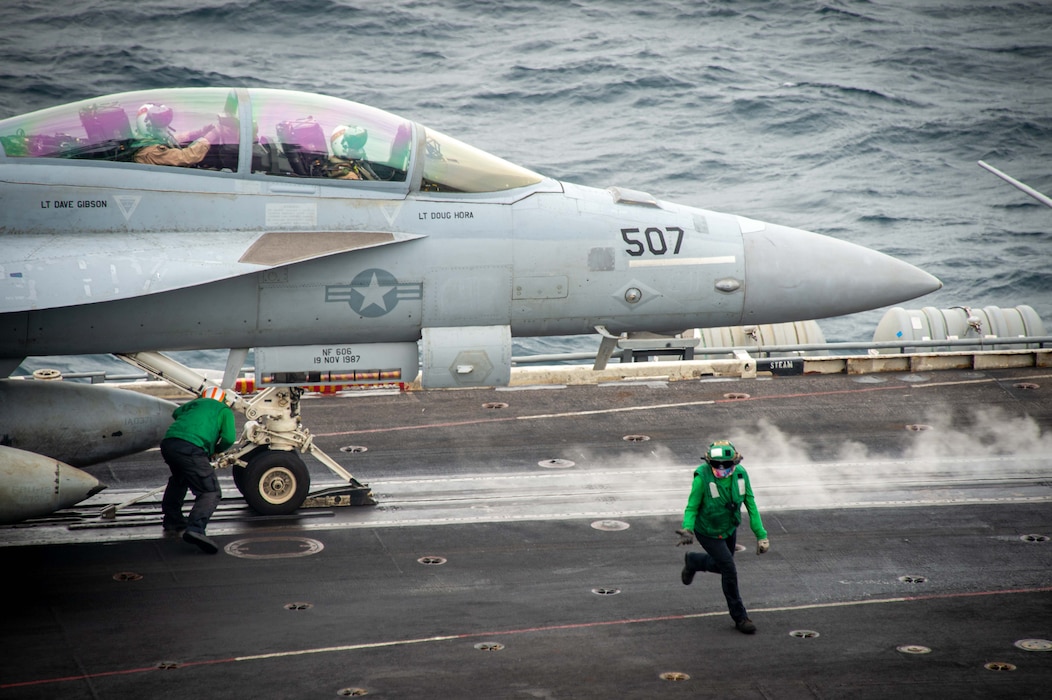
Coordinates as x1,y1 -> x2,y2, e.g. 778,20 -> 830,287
0,230 -> 423,313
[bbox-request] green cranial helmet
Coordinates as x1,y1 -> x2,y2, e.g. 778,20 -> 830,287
704,440 -> 741,466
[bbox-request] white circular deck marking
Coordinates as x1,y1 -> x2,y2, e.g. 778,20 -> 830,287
591,519 -> 630,531
224,536 -> 325,559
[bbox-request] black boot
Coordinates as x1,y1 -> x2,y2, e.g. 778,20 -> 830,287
183,530 -> 219,554
681,553 -> 695,585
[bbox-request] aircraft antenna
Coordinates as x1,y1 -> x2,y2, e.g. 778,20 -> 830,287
977,160 -> 1052,209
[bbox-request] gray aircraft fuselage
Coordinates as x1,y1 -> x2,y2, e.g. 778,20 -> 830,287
4,171 -> 750,353
1,88 -> 941,377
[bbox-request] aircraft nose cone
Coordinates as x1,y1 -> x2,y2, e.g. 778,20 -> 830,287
741,224 -> 941,324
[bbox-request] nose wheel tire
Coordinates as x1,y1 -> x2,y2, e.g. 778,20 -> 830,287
235,449 -> 310,515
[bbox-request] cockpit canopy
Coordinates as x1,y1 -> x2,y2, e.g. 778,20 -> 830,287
0,88 -> 543,193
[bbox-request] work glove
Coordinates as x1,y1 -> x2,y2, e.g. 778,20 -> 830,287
675,529 -> 694,546
756,538 -> 770,555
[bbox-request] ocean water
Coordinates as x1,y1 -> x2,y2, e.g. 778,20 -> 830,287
2,0 -> 1050,375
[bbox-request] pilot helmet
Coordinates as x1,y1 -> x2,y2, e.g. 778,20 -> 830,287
201,386 -> 227,404
136,103 -> 173,135
330,124 -> 368,158
705,440 -> 740,478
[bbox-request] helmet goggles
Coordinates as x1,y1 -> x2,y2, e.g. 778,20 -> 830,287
710,462 -> 736,478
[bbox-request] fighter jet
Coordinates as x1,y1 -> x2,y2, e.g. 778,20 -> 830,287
0,87 -> 941,522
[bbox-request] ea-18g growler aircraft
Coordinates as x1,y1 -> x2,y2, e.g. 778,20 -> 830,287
0,87 -> 941,523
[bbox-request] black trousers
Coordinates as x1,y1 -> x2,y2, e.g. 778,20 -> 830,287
160,437 -> 221,534
684,529 -> 747,622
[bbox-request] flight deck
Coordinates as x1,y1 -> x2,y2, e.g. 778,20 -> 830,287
2,366 -> 1051,698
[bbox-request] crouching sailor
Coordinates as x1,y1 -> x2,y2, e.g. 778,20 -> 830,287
160,386 -> 236,554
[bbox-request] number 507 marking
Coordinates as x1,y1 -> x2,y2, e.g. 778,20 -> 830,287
621,226 -> 684,256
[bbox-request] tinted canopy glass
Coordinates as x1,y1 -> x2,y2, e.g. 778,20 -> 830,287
0,88 -> 240,171
422,127 -> 542,193
0,88 -> 544,193
247,88 -> 411,182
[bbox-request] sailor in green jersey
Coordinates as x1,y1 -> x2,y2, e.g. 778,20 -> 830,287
676,440 -> 770,634
160,386 -> 236,554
